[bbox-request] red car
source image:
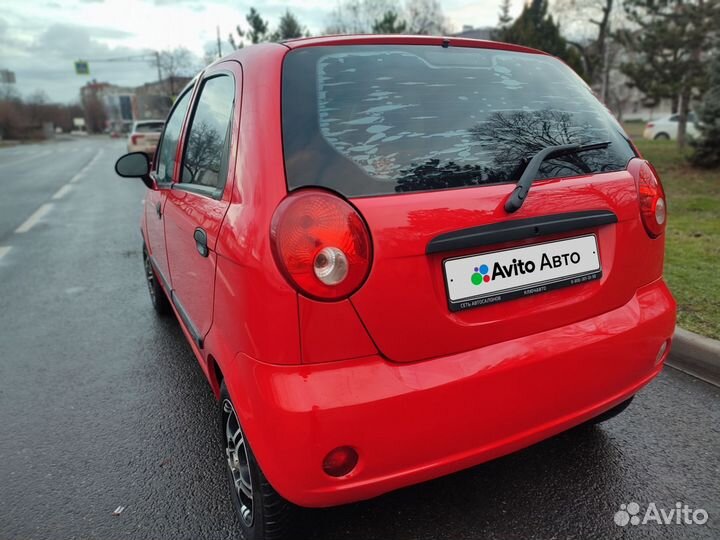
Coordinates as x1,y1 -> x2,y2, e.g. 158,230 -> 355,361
115,35 -> 676,540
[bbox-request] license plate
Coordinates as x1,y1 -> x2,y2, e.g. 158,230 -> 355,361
444,235 -> 602,311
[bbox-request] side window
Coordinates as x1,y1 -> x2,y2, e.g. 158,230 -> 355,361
669,115 -> 679,122
155,90 -> 193,183
180,75 -> 235,192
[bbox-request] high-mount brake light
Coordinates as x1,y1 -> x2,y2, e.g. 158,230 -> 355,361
270,190 -> 372,301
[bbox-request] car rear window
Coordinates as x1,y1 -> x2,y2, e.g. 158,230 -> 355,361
135,122 -> 164,133
281,45 -> 636,197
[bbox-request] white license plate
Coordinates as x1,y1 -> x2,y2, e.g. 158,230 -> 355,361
444,235 -> 601,311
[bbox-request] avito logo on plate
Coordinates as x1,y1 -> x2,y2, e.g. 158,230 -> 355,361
470,252 -> 584,286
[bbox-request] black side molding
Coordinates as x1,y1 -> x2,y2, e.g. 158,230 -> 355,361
171,291 -> 204,350
426,210 -> 618,254
147,252 -> 204,350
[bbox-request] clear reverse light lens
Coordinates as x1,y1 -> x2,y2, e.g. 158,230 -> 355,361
313,246 -> 348,285
655,198 -> 666,225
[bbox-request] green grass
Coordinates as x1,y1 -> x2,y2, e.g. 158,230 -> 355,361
633,139 -> 720,339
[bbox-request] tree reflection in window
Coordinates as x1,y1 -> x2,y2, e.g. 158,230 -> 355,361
395,109 -> 628,193
181,75 -> 234,191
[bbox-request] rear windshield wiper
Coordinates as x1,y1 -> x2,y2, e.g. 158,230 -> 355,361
504,141 -> 612,213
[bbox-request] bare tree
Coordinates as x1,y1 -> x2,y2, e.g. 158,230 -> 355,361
325,0 -> 449,34
554,0 -> 620,96
156,48 -> 196,96
405,0 -> 450,34
326,0 -> 395,34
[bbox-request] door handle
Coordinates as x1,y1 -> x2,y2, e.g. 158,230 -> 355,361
194,227 -> 209,257
155,202 -> 162,219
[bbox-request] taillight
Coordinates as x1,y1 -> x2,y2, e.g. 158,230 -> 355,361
635,160 -> 667,238
131,134 -> 143,145
270,190 -> 372,301
646,122 -> 655,129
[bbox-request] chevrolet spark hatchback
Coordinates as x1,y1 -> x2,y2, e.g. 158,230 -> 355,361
115,35 -> 676,540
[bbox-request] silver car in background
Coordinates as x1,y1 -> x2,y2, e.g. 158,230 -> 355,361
127,120 -> 165,155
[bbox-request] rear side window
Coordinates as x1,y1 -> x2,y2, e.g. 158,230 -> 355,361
180,74 -> 235,193
282,45 -> 635,197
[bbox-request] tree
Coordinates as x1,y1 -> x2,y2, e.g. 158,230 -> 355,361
326,0 -> 395,34
156,47 -> 196,95
246,7 -> 269,43
405,0 -> 450,34
690,53 -> 720,167
498,0 -> 513,27
555,0 -> 617,97
272,10 -> 305,41
372,10 -> 408,33
325,0 -> 448,35
82,93 -> 107,134
620,0 -> 719,149
230,7 -> 270,49
493,0 -> 584,78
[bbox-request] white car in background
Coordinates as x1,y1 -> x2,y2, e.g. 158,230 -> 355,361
643,113 -> 699,140
127,120 -> 165,155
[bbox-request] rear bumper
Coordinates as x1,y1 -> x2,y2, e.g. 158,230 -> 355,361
227,279 -> 676,507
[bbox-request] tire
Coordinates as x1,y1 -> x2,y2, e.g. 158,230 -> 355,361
142,245 -> 171,316
654,132 -> 670,140
220,382 -> 296,540
588,396 -> 634,425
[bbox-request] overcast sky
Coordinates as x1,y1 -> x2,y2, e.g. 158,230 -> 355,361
1,0 -> 523,103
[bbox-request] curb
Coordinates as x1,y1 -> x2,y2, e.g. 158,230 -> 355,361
667,327 -> 720,387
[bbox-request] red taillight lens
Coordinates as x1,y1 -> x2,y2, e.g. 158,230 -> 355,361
635,161 -> 667,238
131,134 -> 142,145
646,122 -> 655,128
270,190 -> 372,301
322,446 -> 358,477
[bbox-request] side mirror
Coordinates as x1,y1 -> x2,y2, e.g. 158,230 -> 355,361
115,152 -> 154,189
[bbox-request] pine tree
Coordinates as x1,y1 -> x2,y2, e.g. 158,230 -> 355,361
493,0 -> 584,78
272,10 -> 305,41
246,7 -> 269,44
690,53 -> 720,168
498,0 -> 513,27
372,11 -> 408,34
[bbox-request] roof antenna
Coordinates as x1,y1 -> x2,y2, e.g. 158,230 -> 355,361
442,38 -> 450,48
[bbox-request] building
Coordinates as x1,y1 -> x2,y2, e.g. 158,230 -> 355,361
80,75 -> 192,133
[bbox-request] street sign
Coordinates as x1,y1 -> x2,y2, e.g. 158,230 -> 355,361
74,61 -> 90,75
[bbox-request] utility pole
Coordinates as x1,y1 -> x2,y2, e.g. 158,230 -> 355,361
216,26 -> 223,59
155,51 -> 162,83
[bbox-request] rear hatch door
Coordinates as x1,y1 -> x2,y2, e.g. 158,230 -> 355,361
281,42 -> 642,363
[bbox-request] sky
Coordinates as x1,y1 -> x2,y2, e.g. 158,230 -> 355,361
0,0 -> 523,104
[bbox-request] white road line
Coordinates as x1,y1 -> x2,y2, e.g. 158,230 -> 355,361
15,203 -> 53,234
69,171 -> 85,183
68,150 -> 103,184
51,184 -> 73,200
0,246 -> 11,260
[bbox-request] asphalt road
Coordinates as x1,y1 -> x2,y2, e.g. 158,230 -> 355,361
0,137 -> 718,540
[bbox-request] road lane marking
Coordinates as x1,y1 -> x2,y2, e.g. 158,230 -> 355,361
69,171 -> 85,183
0,246 -> 11,260
68,149 -> 103,184
51,184 -> 73,200
15,203 -> 53,234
